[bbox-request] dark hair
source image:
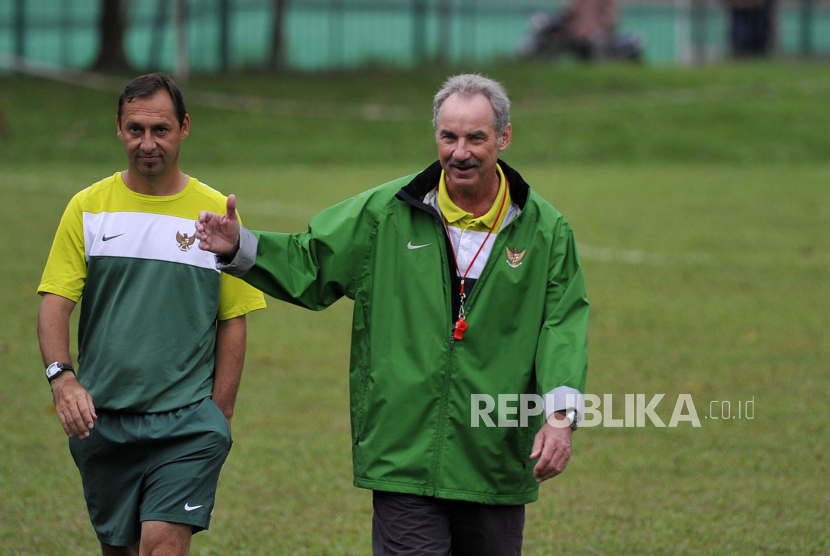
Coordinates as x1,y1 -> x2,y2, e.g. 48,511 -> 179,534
118,73 -> 187,127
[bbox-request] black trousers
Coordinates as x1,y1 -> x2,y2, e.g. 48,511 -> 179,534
372,491 -> 525,556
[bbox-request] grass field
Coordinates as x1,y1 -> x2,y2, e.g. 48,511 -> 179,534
0,61 -> 828,555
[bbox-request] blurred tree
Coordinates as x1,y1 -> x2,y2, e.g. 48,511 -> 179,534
174,0 -> 189,80
93,0 -> 133,71
149,0 -> 170,71
0,108 -> 10,140
270,0 -> 290,69
723,0 -> 777,57
438,0 -> 450,64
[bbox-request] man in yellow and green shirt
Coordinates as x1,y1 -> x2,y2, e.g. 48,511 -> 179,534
37,73 -> 265,555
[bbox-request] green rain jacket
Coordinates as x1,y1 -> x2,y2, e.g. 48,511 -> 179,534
228,161 -> 589,505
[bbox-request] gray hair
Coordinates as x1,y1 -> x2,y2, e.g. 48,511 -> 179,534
432,74 -> 511,136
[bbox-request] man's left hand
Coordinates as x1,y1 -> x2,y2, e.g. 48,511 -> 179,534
529,414 -> 572,483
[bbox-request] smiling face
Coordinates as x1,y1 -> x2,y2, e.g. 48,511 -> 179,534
436,92 -> 512,200
117,90 -> 190,182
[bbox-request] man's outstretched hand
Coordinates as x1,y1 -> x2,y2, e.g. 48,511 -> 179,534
197,194 -> 241,257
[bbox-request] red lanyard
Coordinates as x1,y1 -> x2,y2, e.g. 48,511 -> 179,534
442,183 -> 508,341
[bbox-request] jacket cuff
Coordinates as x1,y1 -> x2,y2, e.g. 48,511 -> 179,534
543,386 -> 584,427
216,226 -> 257,278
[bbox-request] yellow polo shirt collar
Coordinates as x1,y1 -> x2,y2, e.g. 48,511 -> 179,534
438,163 -> 511,233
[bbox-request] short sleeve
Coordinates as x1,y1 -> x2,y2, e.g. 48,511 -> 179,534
215,207 -> 266,320
217,265 -> 267,320
38,195 -> 87,302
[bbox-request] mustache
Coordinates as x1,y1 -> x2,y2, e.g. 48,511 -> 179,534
448,158 -> 481,170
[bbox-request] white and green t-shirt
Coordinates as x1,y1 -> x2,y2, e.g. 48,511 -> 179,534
39,172 -> 266,413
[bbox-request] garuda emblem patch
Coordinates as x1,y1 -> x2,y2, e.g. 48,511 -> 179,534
176,231 -> 196,251
505,246 -> 526,268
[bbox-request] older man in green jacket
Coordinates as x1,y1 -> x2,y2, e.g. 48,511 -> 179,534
196,74 -> 589,556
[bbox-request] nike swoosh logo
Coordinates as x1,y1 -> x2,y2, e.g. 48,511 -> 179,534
184,503 -> 203,511
102,233 -> 124,242
407,241 -> 432,250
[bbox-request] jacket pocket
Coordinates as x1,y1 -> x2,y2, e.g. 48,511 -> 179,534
519,424 -> 530,469
352,363 -> 372,445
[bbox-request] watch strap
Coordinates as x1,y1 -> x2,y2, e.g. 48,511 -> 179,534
46,362 -> 75,383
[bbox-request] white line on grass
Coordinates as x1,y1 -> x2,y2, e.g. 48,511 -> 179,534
578,243 -> 677,265
240,200 -> 830,268
579,244 -> 830,268
581,544 -> 611,556
6,181 -> 826,269
0,172 -> 82,195
241,199 -> 322,221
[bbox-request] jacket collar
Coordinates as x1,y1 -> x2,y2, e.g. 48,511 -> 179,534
396,160 -> 530,216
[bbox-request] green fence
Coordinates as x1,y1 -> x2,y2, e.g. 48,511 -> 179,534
1,0 -> 830,72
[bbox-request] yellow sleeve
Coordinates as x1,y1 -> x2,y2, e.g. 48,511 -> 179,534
217,272 -> 267,320
215,211 -> 266,320
38,195 -> 87,302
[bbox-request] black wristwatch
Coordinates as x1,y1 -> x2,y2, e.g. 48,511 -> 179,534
46,361 -> 75,383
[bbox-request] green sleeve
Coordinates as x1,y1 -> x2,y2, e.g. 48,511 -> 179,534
535,219 -> 590,395
243,192 -> 378,310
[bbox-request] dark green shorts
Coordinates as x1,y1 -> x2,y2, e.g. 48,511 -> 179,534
69,397 -> 232,547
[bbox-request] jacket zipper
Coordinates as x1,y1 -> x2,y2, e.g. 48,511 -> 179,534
431,217 -> 456,493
